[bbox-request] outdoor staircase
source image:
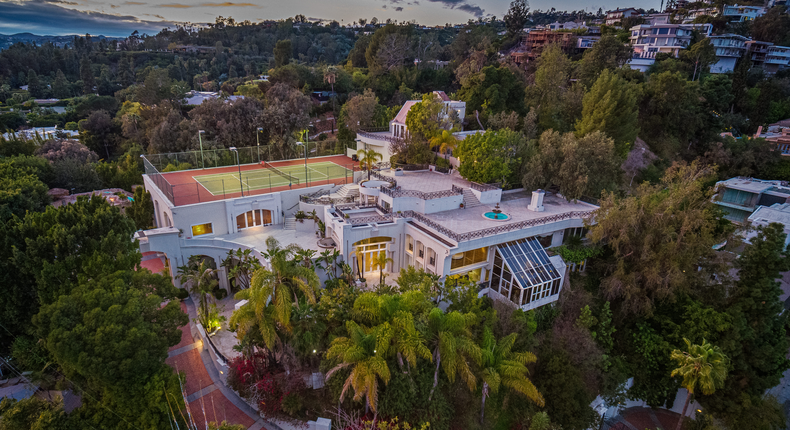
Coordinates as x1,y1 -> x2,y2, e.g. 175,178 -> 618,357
284,217 -> 297,230
462,189 -> 482,209
331,184 -> 360,199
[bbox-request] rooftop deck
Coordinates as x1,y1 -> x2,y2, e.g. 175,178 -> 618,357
418,192 -> 597,236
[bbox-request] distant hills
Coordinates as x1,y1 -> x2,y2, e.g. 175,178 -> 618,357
0,33 -> 123,50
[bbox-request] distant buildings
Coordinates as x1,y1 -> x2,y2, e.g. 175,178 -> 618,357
606,8 -> 639,26
722,4 -> 766,21
713,177 -> 790,223
709,34 -> 749,73
627,23 -> 713,72
183,91 -> 244,106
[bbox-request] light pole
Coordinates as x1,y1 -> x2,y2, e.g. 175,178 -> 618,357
230,146 -> 243,196
198,130 -> 205,169
296,141 -> 308,186
256,127 -> 263,162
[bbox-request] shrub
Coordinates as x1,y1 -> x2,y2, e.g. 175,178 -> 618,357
176,288 -> 189,300
281,392 -> 303,417
213,288 -> 228,300
64,121 -> 79,131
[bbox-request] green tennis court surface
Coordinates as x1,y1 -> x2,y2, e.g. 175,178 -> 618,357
192,161 -> 353,195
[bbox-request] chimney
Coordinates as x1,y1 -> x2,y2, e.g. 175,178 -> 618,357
528,189 -> 545,212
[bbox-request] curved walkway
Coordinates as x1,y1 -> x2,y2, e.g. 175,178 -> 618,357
166,300 -> 278,430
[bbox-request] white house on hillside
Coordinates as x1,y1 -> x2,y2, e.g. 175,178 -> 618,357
351,91 -> 480,163
709,34 -> 749,73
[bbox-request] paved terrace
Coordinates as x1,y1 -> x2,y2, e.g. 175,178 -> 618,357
420,191 -> 597,235
377,169 -> 473,192
221,224 -> 326,253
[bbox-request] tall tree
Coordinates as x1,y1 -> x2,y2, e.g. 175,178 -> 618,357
26,70 -> 43,98
80,55 -> 95,95
455,128 -> 526,186
523,130 -> 620,201
177,257 -> 218,330
588,161 -> 720,316
274,39 -> 293,68
578,34 -> 633,88
340,89 -> 379,133
357,148 -> 383,180
575,69 -> 641,156
430,129 -> 459,160
670,338 -> 728,430
325,320 -> 393,413
478,327 -> 543,424
424,308 -> 482,400
52,69 -> 70,99
504,0 -> 530,35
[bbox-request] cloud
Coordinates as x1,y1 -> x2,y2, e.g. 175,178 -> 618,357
157,1 -> 259,7
455,3 -> 484,16
0,0 -> 177,36
394,6 -> 403,11
122,1 -> 147,4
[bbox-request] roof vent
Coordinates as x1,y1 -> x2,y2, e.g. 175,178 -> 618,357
528,190 -> 545,212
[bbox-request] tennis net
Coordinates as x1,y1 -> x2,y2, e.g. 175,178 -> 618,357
262,162 -> 300,184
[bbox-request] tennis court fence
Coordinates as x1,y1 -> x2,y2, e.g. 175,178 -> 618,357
142,154 -> 359,206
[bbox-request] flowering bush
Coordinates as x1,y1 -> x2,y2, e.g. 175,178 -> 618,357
226,353 -> 307,419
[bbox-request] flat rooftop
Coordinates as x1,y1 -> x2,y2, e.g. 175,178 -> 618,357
378,169 -> 473,192
717,177 -> 790,195
148,155 -> 357,206
420,191 -> 597,236
220,223 -> 327,253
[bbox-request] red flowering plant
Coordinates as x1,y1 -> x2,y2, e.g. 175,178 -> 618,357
227,352 -> 270,399
227,352 -> 308,420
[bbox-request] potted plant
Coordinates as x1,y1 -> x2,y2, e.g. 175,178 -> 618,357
460,203 -> 464,208
294,210 -> 307,223
344,214 -> 350,219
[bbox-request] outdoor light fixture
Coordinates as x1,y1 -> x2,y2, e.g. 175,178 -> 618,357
229,146 -> 243,197
198,130 -> 206,169
256,127 -> 264,162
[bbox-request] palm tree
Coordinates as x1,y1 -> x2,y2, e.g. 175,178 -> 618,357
325,320 -> 392,413
478,327 -> 544,424
177,257 -> 218,330
372,251 -> 393,286
425,308 -> 482,400
429,129 -> 458,161
316,249 -> 341,280
357,148 -> 383,180
231,237 -> 319,350
670,338 -> 729,430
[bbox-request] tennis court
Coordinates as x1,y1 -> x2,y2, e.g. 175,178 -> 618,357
193,160 -> 354,196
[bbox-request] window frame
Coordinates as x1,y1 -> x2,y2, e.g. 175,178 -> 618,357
191,222 -> 214,237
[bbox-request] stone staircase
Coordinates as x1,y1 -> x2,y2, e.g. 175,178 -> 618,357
331,184 -> 360,199
284,217 -> 297,230
462,189 -> 482,208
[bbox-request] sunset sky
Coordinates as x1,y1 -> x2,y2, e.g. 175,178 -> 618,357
0,0 -> 658,37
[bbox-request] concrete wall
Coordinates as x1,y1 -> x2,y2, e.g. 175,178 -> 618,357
470,188 -> 502,205
380,193 -> 464,214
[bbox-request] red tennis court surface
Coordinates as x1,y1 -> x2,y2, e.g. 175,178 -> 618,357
156,155 -> 357,206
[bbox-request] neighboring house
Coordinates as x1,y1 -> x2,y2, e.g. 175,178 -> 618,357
49,188 -> 134,209
1,126 -> 79,141
644,13 -> 671,25
606,8 -> 639,26
184,91 -> 244,106
577,35 -> 601,49
352,91 -> 473,163
759,119 -> 790,156
746,40 -> 773,65
511,29 -> 578,66
713,177 -> 790,223
546,21 -> 587,30
680,7 -> 718,23
310,91 -> 336,106
709,34 -> 749,73
747,203 -> 790,248
765,45 -> 790,74
722,4 -> 766,21
627,23 -> 713,71
137,156 -> 596,313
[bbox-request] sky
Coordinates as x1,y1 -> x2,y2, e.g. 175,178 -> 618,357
0,0 -> 659,37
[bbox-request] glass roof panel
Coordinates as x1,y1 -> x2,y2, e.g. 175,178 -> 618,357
496,238 -> 561,289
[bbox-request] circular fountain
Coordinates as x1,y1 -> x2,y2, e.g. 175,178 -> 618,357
482,203 -> 511,221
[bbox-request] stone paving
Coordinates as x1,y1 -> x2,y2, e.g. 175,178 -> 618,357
167,300 -> 276,429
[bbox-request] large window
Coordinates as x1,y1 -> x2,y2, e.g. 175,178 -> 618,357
490,238 -> 561,307
191,223 -> 213,237
406,235 -> 414,254
237,209 -> 273,230
450,246 -> 488,271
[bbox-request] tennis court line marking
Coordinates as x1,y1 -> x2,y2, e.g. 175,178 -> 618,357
231,174 -> 250,192
196,179 -> 216,196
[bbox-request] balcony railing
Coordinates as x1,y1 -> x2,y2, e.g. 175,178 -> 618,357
398,209 -> 595,242
380,186 -> 462,200
357,130 -> 404,145
370,171 -> 397,187
469,182 -> 500,192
